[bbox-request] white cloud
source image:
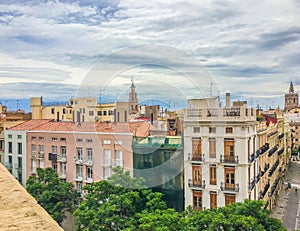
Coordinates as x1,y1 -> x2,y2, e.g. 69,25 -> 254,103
0,0 -> 299,110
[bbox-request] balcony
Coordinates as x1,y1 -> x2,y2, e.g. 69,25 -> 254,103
248,153 -> 255,163
103,159 -> 112,167
256,173 -> 261,183
193,206 -> 202,211
223,108 -> 240,117
255,150 -> 260,158
74,158 -> 83,165
187,109 -> 202,117
112,160 -> 123,167
84,159 -> 93,166
57,154 -> 67,163
207,109 -> 218,117
260,183 -> 270,199
268,145 -> 278,157
260,143 -> 269,155
278,147 -> 284,156
188,179 -> 205,189
220,182 -> 239,192
31,168 -> 37,175
188,153 -> 205,162
31,151 -> 37,159
38,152 -> 44,159
261,163 -> 269,177
84,176 -> 93,184
278,133 -> 284,140
73,173 -> 83,181
220,155 -> 239,164
248,178 -> 256,191
59,173 -> 66,179
269,177 -> 280,198
268,160 -> 279,178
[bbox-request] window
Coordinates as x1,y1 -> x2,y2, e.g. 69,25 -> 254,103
8,155 -> 12,164
224,139 -> 234,156
192,165 -> 202,186
51,108 -> 55,114
209,127 -> 216,133
108,110 -> 114,115
32,159 -> 36,173
77,148 -> 83,160
31,144 -> 37,153
17,135 -> 22,139
61,146 -> 66,158
104,149 -> 111,166
225,194 -> 235,206
103,139 -> 111,145
52,145 -> 57,154
86,139 -> 93,143
18,172 -> 22,184
193,127 -> 200,133
83,108 -> 85,114
115,140 -> 123,145
225,168 -> 235,191
87,148 -> 93,161
17,142 -> 22,155
60,137 -> 66,142
31,136 -> 36,140
103,111 -> 107,116
98,111 -> 102,116
18,157 -> 22,169
52,162 -> 58,172
8,134 -> 12,139
52,137 -> 58,141
8,142 -> 12,153
116,150 -> 123,166
40,160 -> 44,169
63,108 -> 66,114
226,127 -> 233,133
77,182 -> 82,193
89,111 -> 94,116
61,163 -> 66,174
87,166 -> 93,179
210,165 -> 217,185
76,138 -> 83,142
209,138 -> 216,158
210,192 -> 217,209
77,165 -> 82,177
124,110 -> 127,122
104,167 -> 111,179
39,145 -> 44,153
193,191 -> 202,210
192,138 -> 202,158
39,136 -> 44,141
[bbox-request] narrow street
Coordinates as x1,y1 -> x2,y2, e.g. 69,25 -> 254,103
271,161 -> 300,230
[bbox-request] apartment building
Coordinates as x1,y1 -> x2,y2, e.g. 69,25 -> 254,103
4,120 -> 134,193
183,94 -> 290,210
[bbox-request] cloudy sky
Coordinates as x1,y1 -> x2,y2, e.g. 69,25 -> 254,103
0,0 -> 299,110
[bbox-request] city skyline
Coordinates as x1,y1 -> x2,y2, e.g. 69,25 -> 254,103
0,0 -> 299,109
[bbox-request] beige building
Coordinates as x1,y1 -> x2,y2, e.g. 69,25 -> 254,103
183,94 -> 290,210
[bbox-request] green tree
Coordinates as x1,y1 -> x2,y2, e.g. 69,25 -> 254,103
73,167 -> 168,231
26,167 -> 79,225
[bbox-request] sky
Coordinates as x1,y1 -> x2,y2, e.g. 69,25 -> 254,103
0,0 -> 299,111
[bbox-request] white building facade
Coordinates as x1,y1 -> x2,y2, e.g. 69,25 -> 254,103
184,96 -> 258,209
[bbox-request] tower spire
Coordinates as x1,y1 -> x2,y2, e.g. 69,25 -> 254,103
289,81 -> 294,93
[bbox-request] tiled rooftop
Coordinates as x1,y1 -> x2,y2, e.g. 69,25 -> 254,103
8,120 -> 152,136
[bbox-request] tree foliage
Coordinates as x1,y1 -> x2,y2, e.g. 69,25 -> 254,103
26,167 -> 79,225
74,167 -> 286,231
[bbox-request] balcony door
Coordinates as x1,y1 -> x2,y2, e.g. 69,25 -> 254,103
225,168 -> 235,190
192,138 -> 202,159
224,139 -> 234,161
192,165 -> 202,186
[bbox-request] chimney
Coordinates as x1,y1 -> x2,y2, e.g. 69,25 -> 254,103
226,93 -> 231,108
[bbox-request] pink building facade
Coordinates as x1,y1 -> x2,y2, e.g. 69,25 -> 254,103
7,120 -> 134,193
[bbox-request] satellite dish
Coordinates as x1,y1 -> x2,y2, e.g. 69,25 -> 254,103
95,116 -> 99,122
